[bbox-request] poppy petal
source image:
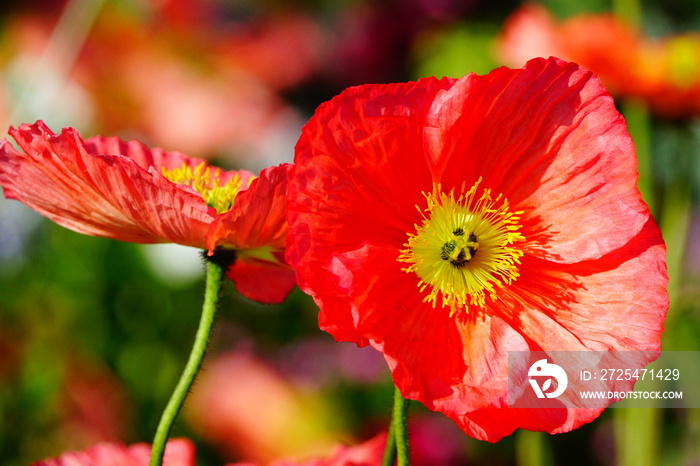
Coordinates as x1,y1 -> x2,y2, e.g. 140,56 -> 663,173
226,260 -> 297,305
0,121 -> 214,247
434,58 -> 647,263
287,80 -> 458,343
206,163 -> 291,252
207,163 -> 295,304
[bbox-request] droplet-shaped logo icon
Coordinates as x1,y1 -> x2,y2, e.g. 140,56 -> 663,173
528,359 -> 568,398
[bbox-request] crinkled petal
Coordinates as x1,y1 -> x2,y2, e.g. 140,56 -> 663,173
498,218 -> 667,355
287,79 -> 455,343
0,121 -> 214,247
206,163 -> 291,252
86,135 -> 257,190
447,219 -> 666,440
434,58 -> 648,263
322,242 -> 477,399
315,225 -> 665,441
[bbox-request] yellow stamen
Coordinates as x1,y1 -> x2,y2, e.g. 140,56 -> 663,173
162,162 -> 250,214
398,178 -> 525,316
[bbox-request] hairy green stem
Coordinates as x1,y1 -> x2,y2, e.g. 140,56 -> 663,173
382,385 -> 410,466
149,257 -> 227,466
381,416 -> 397,466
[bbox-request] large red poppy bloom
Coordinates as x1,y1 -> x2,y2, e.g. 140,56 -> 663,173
0,121 -> 294,304
286,57 -> 668,441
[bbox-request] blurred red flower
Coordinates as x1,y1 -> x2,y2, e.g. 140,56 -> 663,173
498,4 -> 700,118
32,434 -> 383,466
57,356 -> 132,451
185,350 -> 347,462
0,2 -> 312,162
32,438 -> 194,466
286,57 -> 668,441
0,121 -> 294,303
228,433 -> 385,466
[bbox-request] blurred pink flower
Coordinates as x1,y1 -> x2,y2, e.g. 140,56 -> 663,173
32,438 -> 195,466
57,357 -> 132,450
117,46 -> 290,158
407,414 -> 466,466
185,350 -> 348,463
78,9 -> 302,161
0,8 -> 92,128
211,13 -> 326,91
275,338 -> 387,386
228,433 -> 386,466
0,2 -> 308,162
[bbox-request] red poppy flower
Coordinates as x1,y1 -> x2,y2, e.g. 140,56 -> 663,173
497,4 -> 700,118
0,121 -> 294,304
32,438 -> 194,466
286,57 -> 668,441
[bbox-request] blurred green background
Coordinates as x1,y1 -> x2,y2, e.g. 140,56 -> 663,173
0,0 -> 698,464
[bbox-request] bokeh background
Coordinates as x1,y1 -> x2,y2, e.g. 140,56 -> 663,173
0,0 -> 698,464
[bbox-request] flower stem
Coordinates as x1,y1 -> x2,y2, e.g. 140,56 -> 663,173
382,385 -> 410,466
149,255 -> 229,466
380,418 -> 396,466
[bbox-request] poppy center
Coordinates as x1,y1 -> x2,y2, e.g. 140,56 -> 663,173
162,162 -> 248,214
398,178 -> 525,315
440,228 -> 479,267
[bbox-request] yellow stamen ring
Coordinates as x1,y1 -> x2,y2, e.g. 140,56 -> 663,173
162,162 -> 250,214
398,178 -> 525,316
